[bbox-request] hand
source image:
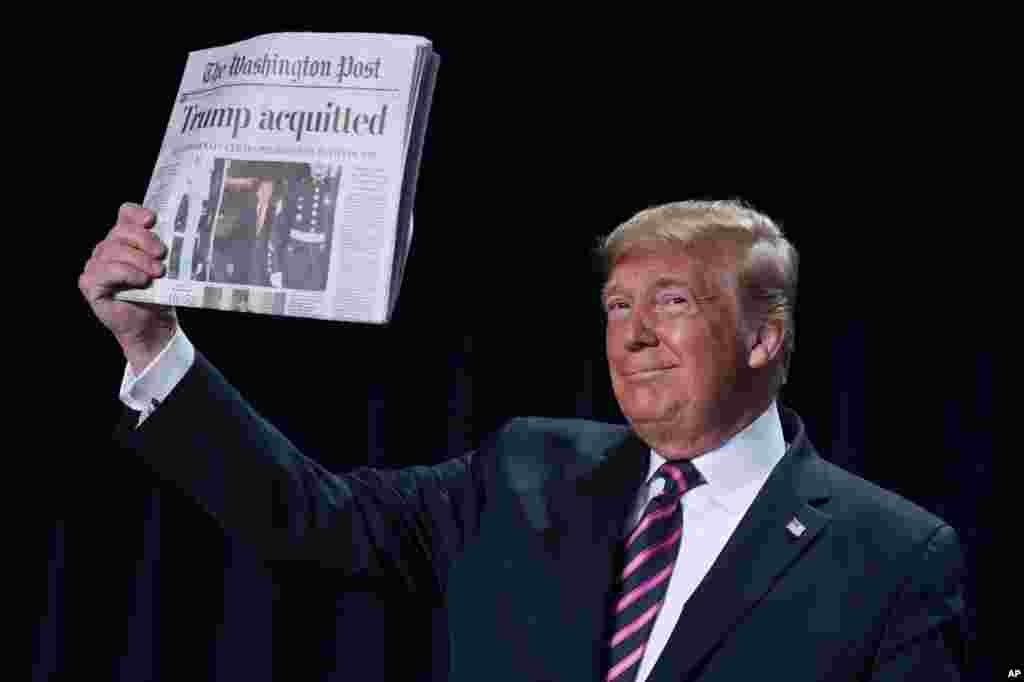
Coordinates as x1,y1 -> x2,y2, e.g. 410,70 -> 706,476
270,271 -> 283,288
79,202 -> 178,371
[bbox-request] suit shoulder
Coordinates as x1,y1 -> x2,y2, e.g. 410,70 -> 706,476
485,417 -> 631,491
818,457 -> 954,549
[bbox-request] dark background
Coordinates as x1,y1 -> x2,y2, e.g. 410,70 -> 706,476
39,15 -> 996,681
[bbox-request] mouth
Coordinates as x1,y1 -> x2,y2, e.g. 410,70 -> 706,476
624,366 -> 676,379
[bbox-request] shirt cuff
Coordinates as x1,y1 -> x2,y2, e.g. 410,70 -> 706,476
119,326 -> 195,424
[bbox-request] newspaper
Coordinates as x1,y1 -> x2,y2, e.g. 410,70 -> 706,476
116,32 -> 439,324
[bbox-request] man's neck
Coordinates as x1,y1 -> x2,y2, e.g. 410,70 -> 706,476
635,397 -> 776,461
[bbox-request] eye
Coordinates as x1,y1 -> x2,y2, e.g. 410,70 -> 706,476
657,293 -> 688,306
655,289 -> 693,312
604,299 -> 630,318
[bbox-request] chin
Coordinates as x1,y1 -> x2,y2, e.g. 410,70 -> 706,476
621,399 -> 684,429
620,393 -> 693,436
626,415 -> 683,452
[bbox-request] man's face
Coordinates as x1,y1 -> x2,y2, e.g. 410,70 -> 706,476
603,244 -> 754,457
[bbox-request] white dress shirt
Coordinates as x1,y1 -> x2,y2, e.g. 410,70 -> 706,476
119,325 -> 193,425
119,329 -> 787,682
625,401 -> 787,682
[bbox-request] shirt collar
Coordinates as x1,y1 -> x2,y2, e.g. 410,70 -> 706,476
647,401 -> 787,514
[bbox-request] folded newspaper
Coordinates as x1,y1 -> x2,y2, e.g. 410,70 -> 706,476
116,32 -> 438,323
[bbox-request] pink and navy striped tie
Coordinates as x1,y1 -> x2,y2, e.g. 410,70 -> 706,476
605,460 -> 705,682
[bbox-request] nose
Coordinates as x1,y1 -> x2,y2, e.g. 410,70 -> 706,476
624,306 -> 658,351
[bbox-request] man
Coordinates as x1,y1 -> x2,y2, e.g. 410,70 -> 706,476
79,199 -> 967,681
268,161 -> 336,291
208,160 -> 279,286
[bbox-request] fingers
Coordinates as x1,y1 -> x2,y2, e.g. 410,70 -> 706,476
92,239 -> 165,279
79,260 -> 154,303
79,202 -> 165,301
118,201 -> 155,227
110,202 -> 165,258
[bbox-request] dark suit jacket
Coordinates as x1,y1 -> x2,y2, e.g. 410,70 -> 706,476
116,352 -> 967,681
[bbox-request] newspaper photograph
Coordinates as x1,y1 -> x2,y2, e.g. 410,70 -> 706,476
116,32 -> 439,324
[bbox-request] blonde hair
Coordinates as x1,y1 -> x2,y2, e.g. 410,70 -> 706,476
597,199 -> 799,388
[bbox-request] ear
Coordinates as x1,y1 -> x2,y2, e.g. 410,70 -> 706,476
747,318 -> 785,370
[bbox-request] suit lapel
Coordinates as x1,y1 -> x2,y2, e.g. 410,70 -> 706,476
647,409 -> 833,682
521,411 -> 834,681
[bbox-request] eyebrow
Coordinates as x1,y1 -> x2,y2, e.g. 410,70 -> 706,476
602,277 -> 694,299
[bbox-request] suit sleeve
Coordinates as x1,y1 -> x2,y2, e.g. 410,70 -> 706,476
115,350 -> 488,596
870,523 -> 969,680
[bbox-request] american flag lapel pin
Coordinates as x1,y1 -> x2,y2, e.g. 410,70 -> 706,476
786,517 -> 806,538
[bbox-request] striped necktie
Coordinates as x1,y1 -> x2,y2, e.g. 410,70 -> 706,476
605,460 -> 706,682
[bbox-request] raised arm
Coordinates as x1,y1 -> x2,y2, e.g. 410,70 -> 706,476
81,203 -> 488,595
115,349 -> 487,594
